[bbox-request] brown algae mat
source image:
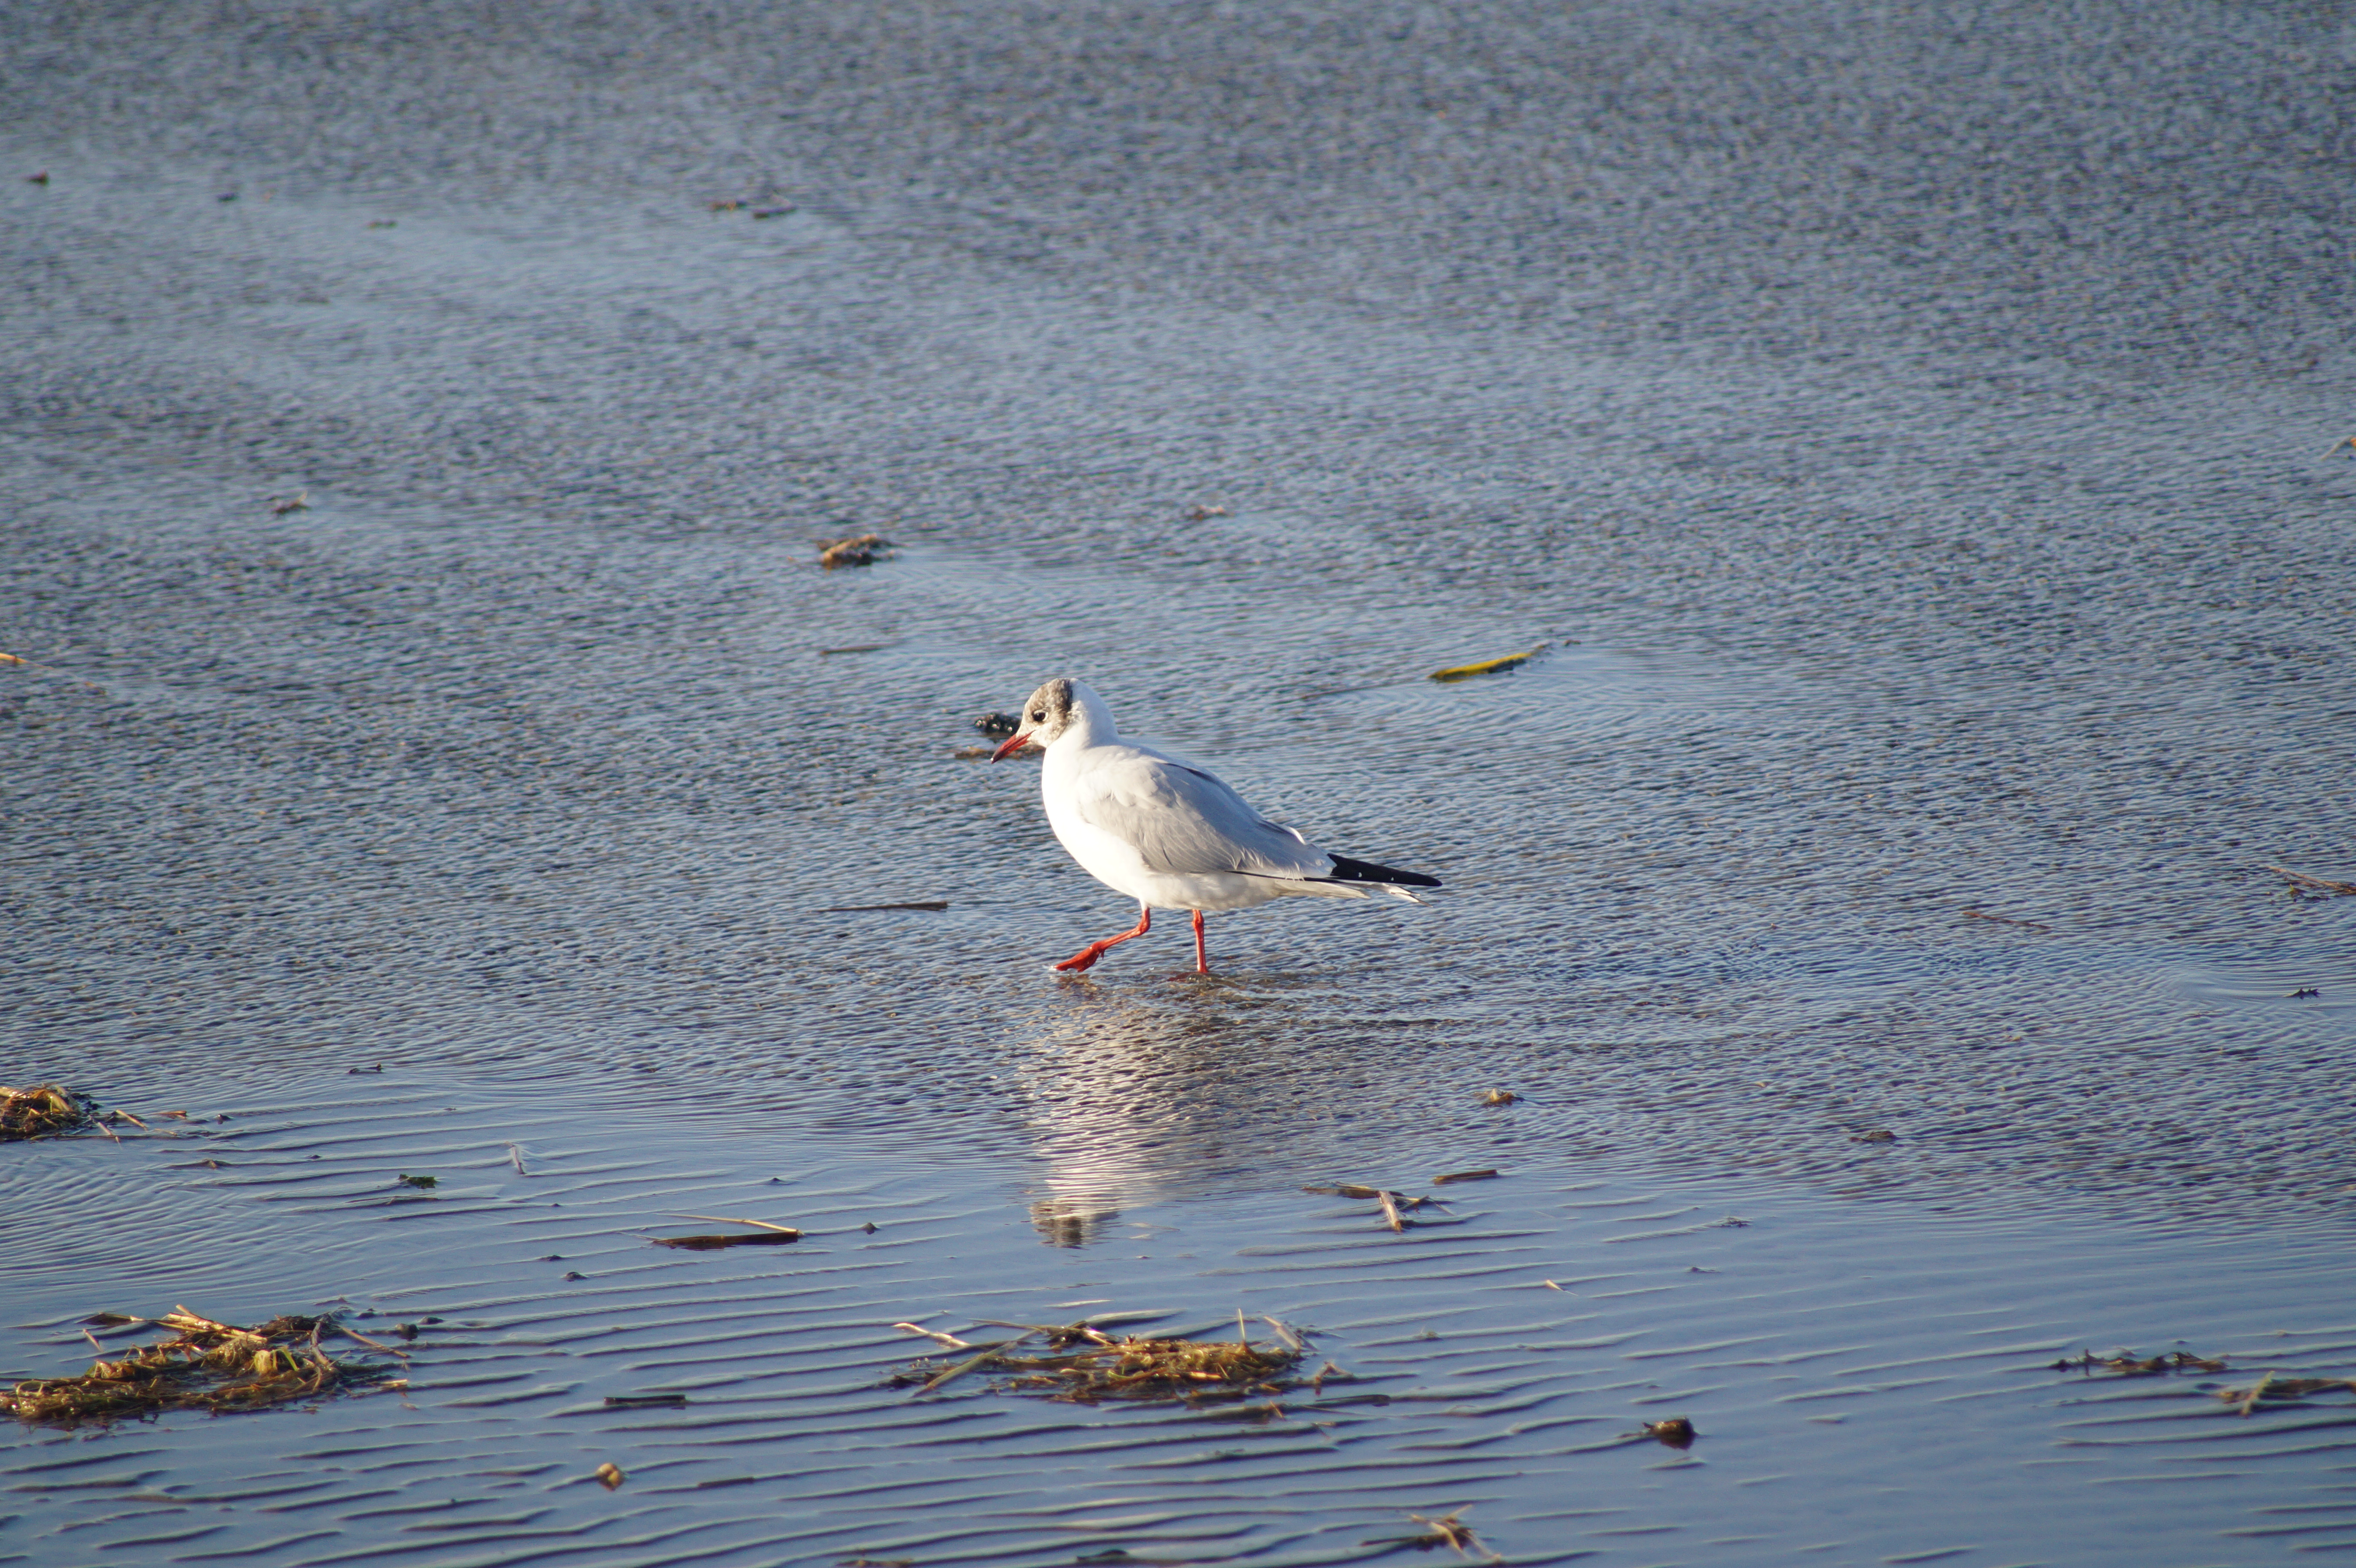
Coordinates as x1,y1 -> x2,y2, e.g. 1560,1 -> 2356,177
891,1316 -> 1313,1404
1,1307 -> 401,1425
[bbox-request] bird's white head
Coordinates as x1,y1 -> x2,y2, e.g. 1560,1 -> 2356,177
991,677 -> 1116,759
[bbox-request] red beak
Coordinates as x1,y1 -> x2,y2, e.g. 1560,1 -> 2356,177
990,731 -> 1034,762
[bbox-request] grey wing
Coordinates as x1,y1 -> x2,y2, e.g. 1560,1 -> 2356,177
1072,750 -> 1330,879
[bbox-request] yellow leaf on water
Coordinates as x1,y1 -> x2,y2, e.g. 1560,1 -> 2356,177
1428,645 -> 1546,682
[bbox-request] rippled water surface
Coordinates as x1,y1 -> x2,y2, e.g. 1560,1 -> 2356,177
5,1 -> 2355,1563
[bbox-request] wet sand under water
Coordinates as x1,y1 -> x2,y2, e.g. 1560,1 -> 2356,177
6,0 -> 2356,1562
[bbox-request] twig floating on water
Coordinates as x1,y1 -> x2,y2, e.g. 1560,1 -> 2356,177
666,1214 -> 801,1235
913,1332 -> 1035,1396
816,901 -> 949,913
2265,863 -> 2356,896
652,1211 -> 802,1249
891,1323 -> 975,1350
1432,1168 -> 1499,1185
1401,1506 -> 1498,1561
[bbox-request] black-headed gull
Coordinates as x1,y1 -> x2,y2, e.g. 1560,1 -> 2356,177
991,678 -> 1441,974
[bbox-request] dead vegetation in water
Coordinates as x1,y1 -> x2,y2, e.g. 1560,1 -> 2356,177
0,1084 -> 98,1141
890,1315 -> 1316,1405
2266,863 -> 2356,897
2051,1349 -> 2356,1415
1372,1505 -> 1501,1562
2215,1372 -> 2356,1416
650,1213 -> 802,1249
2050,1348 -> 2228,1376
1,1306 -> 400,1426
1303,1182 -> 1443,1233
817,533 -> 893,569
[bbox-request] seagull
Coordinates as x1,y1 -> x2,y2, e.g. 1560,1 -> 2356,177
991,678 -> 1441,974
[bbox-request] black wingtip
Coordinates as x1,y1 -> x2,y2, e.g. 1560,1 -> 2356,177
1323,853 -> 1442,889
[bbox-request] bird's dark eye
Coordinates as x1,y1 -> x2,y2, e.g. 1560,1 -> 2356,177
1029,710 -> 1045,723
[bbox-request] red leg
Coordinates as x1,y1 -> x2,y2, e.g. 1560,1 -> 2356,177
1192,909 -> 1209,974
1054,904 -> 1150,972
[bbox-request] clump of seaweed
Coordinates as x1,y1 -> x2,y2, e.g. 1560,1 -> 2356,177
1,1306 -> 400,1426
0,1084 -> 97,1141
890,1314 -> 1313,1404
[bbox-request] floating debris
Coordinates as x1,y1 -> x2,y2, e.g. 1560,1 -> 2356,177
593,1461 -> 625,1490
2217,1373 -> 2356,1416
1960,907 -> 2052,933
1642,1416 -> 1698,1449
1479,1089 -> 1519,1106
27,171 -> 49,185
1303,1183 -> 1432,1233
1186,503 -> 1228,521
891,1318 -> 1308,1404
605,1393 -> 689,1409
2051,1348 -> 2228,1376
1849,1129 -> 1897,1144
269,491 -> 310,514
950,745 -> 996,759
395,1173 -> 436,1189
2291,986 -> 2321,999
816,901 -> 948,913
1,1306 -> 396,1426
366,219 -> 396,229
0,1084 -> 97,1141
2267,863 -> 2356,896
1429,646 -> 1547,683
708,199 -> 743,212
1432,1169 -> 1499,1185
818,643 -> 889,656
652,1213 -> 801,1249
973,711 -> 1021,738
749,206 -> 794,220
1400,1506 -> 1498,1562
817,533 -> 893,569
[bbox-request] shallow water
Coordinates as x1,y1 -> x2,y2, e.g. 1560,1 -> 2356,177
6,1062 -> 2356,1567
5,1 -> 2356,1563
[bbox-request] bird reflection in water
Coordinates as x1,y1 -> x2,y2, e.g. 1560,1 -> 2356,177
1015,984 -> 1343,1246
